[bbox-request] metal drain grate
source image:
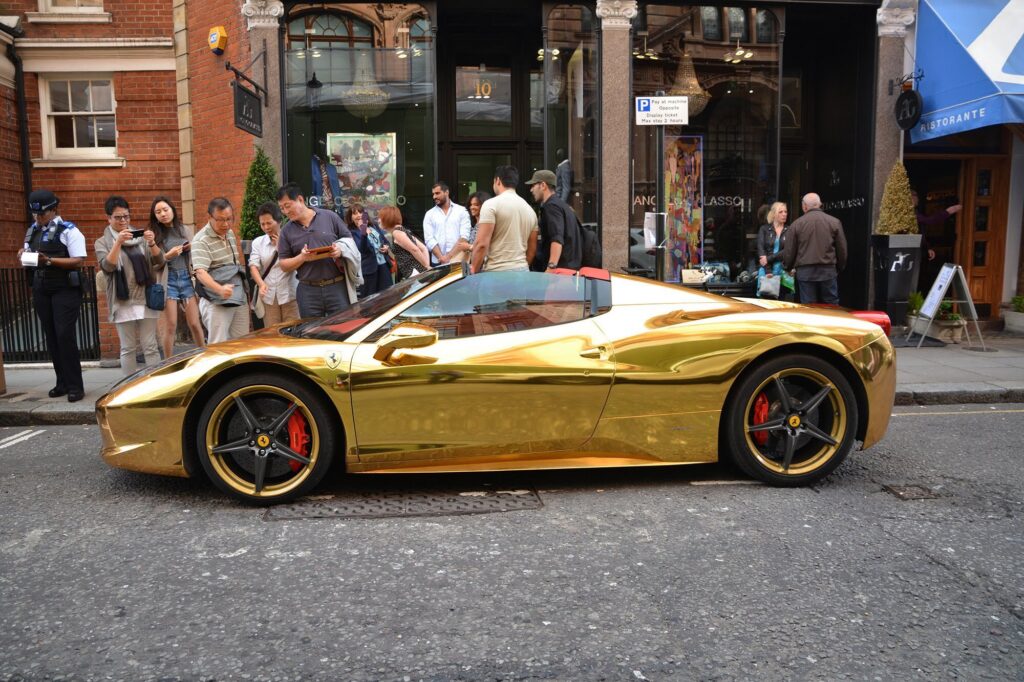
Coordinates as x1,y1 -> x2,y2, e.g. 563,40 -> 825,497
883,484 -> 941,500
264,488 -> 544,521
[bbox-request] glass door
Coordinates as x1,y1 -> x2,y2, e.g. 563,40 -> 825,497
454,150 -> 513,203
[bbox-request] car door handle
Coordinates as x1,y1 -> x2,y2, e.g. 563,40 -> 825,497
579,346 -> 607,359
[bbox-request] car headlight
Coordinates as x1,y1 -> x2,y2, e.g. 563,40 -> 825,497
109,347 -> 206,392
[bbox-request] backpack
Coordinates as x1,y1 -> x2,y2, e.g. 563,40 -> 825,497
579,224 -> 602,269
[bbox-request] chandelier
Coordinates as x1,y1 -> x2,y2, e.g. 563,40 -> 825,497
345,51 -> 390,122
723,39 -> 755,64
668,51 -> 711,118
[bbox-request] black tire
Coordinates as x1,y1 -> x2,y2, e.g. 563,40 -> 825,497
724,354 -> 858,486
195,372 -> 338,504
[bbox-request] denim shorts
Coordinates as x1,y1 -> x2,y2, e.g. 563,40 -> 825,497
166,268 -> 196,301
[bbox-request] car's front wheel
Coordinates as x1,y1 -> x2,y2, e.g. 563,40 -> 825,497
196,373 -> 337,504
724,354 -> 858,486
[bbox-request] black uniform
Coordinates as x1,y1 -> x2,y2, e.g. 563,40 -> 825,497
24,219 -> 85,397
531,194 -> 583,271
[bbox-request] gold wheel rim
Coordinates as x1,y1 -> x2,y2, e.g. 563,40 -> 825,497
204,385 -> 320,498
742,368 -> 847,476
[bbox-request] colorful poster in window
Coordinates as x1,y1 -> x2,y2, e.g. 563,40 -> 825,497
664,135 -> 703,281
323,132 -> 397,215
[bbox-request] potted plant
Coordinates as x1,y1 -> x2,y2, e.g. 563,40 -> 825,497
905,290 -> 925,328
907,299 -> 966,343
1004,295 -> 1024,334
872,161 -> 923,321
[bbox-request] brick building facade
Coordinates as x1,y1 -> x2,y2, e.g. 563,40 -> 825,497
1,0 -> 260,362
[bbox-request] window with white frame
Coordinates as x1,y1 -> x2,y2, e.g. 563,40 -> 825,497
39,0 -> 105,11
42,77 -> 117,158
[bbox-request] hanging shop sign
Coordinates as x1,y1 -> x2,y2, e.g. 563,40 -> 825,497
895,88 -> 923,131
232,82 -> 263,137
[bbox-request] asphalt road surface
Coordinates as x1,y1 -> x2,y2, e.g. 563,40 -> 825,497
1,404 -> 1022,681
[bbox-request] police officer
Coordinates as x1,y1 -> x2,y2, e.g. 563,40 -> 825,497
17,189 -> 87,402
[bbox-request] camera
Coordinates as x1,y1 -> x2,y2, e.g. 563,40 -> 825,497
130,229 -> 145,238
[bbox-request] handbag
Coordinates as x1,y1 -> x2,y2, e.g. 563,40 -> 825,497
758,272 -> 781,298
114,267 -> 130,301
145,282 -> 166,311
781,271 -> 795,291
249,250 -> 278,320
207,264 -> 246,306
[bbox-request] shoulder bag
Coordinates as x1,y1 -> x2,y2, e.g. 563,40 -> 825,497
249,249 -> 278,319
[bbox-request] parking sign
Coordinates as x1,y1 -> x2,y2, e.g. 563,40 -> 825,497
635,96 -> 689,125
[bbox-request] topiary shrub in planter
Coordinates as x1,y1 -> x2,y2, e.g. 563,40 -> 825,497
872,161 -> 922,321
1004,295 -> 1024,334
240,146 -> 279,242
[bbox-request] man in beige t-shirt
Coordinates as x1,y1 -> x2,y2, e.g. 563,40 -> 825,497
471,165 -> 538,273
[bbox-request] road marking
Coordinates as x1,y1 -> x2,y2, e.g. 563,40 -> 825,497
891,409 -> 1024,417
0,430 -> 35,445
0,430 -> 45,450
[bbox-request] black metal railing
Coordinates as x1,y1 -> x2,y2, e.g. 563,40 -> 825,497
0,267 -> 102,362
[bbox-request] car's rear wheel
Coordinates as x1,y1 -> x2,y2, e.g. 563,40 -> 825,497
196,373 -> 337,504
724,354 -> 858,486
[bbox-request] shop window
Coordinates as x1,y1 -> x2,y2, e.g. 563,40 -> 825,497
283,4 -> 434,232
40,76 -> 117,159
701,7 -> 723,41
545,5 -> 600,224
632,4 -> 779,283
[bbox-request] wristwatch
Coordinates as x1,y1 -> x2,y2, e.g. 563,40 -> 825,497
547,261 -> 557,269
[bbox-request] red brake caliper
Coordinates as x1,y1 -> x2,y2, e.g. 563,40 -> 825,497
752,392 -> 770,446
287,411 -> 310,472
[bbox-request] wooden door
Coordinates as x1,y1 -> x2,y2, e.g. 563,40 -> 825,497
958,158 -> 1009,319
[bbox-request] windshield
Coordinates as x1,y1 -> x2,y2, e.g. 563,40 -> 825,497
287,267 -> 453,341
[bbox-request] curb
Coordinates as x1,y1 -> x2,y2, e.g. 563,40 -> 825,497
894,388 -> 1024,406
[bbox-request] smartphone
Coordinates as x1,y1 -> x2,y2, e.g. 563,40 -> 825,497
130,229 -> 145,238
182,241 -> 191,251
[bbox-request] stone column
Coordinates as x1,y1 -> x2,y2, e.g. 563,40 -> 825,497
873,0 -> 917,227
172,0 -> 195,226
596,0 -> 637,273
242,0 -> 285,178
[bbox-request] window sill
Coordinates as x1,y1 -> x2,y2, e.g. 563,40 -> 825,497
32,157 -> 126,168
25,12 -> 113,24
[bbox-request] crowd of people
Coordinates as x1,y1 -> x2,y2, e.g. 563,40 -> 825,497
17,163 -> 591,399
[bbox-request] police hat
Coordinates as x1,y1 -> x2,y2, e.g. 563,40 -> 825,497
28,189 -> 59,213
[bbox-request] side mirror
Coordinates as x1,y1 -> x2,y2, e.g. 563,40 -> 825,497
373,322 -> 439,364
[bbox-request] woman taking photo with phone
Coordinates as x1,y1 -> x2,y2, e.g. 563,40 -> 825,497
150,196 -> 205,357
94,196 -> 165,375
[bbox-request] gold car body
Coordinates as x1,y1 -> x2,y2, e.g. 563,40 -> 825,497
97,270 -> 895,478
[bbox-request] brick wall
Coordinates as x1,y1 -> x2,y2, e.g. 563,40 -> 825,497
2,0 -> 183,360
186,0 -> 255,221
0,85 -> 25,258
5,0 -> 173,39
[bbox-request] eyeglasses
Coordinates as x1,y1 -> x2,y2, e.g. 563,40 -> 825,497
111,214 -> 131,221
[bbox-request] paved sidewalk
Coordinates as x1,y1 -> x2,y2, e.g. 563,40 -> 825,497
2,332 -> 1024,426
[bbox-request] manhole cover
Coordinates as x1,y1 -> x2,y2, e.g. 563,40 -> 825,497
883,484 -> 941,500
264,488 -> 543,521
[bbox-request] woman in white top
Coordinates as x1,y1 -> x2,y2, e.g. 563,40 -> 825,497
249,202 -> 299,326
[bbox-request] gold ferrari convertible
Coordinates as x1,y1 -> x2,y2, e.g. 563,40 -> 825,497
97,265 -> 895,504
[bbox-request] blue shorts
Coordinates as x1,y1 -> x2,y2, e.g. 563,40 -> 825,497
166,268 -> 196,301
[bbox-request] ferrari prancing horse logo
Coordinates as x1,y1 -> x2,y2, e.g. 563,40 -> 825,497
326,351 -> 341,370
788,415 -> 802,428
256,434 -> 271,448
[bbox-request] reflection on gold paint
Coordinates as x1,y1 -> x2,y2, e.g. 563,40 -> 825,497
97,272 -> 896,483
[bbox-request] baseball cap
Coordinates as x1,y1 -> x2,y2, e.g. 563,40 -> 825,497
525,170 -> 557,187
28,189 -> 59,213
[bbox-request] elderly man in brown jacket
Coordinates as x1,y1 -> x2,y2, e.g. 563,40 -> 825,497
782,192 -> 847,304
